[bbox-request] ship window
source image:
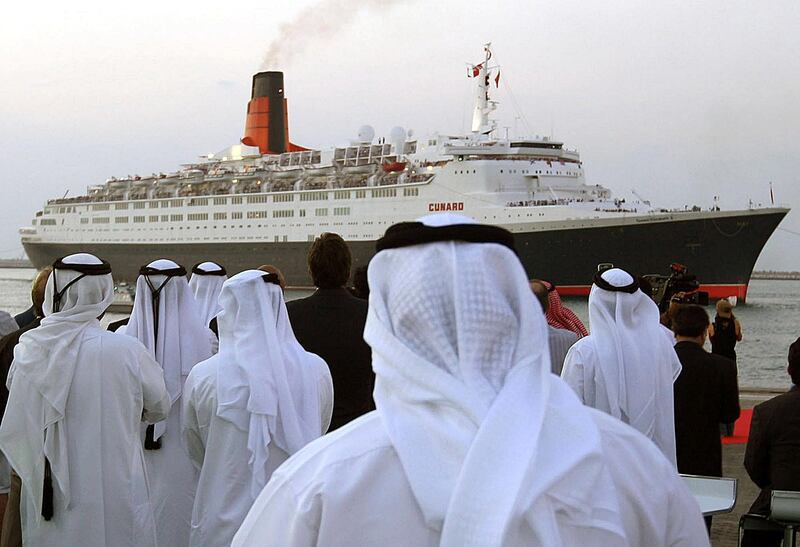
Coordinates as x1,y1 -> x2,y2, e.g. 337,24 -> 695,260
273,194 -> 294,203
334,191 -> 350,200
161,202 -> 170,208
161,215 -> 169,221
231,197 -> 243,205
213,212 -> 227,220
149,201 -> 159,208
213,197 -> 227,205
300,191 -> 329,202
315,208 -> 328,216
188,213 -> 208,221
272,210 -> 294,218
403,187 -> 419,197
80,218 -> 88,224
355,190 -> 367,199
114,203 -> 129,210
171,199 -> 183,207
247,211 -> 269,219
149,215 -> 159,222
134,202 -> 145,209
40,219 -> 57,226
299,209 -> 306,217
274,236 -> 280,242
170,214 -> 183,222
500,170 -> 503,173
92,217 -> 109,224
188,198 -> 209,206
283,235 -> 288,242
115,217 -> 128,224
92,204 -> 110,211
334,207 -> 350,216
133,216 -> 146,223
232,212 -> 243,219
247,195 -> 268,204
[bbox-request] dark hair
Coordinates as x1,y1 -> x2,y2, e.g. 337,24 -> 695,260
308,233 -> 352,289
351,265 -> 369,299
672,305 -> 709,337
788,337 -> 800,384
530,280 -> 549,313
32,267 -> 53,317
637,276 -> 654,300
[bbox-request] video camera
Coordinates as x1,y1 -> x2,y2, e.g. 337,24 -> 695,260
641,263 -> 709,312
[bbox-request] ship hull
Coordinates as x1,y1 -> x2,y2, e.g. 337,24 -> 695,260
23,209 -> 787,303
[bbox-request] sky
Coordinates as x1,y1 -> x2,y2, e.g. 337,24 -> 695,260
1,0 -> 799,268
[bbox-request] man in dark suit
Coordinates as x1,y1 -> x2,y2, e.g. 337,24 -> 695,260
287,233 -> 374,431
672,305 -> 740,532
741,337 -> 800,547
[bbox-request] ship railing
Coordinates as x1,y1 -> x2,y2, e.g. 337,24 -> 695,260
507,199 -> 565,207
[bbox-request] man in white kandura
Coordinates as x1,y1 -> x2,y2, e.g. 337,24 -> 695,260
0,253 -> 170,546
232,214 -> 708,547
182,270 -> 333,547
188,261 -> 227,328
561,267 -> 682,466
124,259 -> 213,547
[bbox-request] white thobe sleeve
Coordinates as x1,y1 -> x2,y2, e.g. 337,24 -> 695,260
181,372 -> 206,471
560,343 -> 588,404
232,476 -> 319,547
139,347 -> 170,423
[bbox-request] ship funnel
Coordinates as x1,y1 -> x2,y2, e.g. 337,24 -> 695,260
242,72 -> 307,155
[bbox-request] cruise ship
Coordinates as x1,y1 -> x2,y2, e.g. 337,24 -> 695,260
20,45 -> 788,301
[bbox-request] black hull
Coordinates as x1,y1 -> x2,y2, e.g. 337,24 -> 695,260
23,209 -> 787,302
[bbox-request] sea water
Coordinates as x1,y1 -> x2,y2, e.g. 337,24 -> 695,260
1,269 -> 797,389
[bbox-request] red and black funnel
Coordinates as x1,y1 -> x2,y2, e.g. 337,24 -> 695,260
241,71 -> 307,155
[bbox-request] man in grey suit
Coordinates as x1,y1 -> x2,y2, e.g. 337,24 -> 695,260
531,280 -> 578,375
287,233 -> 374,431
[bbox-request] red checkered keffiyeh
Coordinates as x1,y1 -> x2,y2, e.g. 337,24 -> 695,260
543,281 -> 588,338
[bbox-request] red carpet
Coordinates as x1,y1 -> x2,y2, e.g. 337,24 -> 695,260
721,408 -> 753,445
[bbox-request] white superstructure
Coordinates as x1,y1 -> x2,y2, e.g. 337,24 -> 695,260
23,44 -> 663,249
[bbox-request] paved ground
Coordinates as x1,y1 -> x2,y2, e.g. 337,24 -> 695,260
710,391 -> 780,547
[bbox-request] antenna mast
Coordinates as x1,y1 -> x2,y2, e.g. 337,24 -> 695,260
469,43 -> 498,135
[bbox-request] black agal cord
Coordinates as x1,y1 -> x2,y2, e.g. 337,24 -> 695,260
191,262 -> 227,276
139,264 -> 187,450
50,258 -> 112,313
592,270 -> 640,294
375,222 -> 516,254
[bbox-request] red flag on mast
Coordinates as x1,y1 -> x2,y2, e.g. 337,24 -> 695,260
495,70 -> 501,87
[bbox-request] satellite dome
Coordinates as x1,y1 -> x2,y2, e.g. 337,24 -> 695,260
358,125 -> 375,143
389,126 -> 406,141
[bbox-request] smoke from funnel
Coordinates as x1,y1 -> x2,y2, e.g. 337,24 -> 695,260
262,0 -> 407,69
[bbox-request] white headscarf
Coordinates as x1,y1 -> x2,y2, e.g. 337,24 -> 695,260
588,268 -> 681,464
124,259 -> 212,440
189,261 -> 227,327
0,253 -> 114,520
367,214 -> 625,546
215,270 -> 332,496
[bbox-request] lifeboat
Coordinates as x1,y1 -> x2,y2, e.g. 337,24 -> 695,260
382,161 -> 406,173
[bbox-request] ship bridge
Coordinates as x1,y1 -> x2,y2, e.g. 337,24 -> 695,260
442,138 -> 580,163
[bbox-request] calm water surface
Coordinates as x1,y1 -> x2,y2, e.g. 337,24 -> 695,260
1,268 -> 797,389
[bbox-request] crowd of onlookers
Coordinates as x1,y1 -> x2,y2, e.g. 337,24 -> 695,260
0,215 -> 797,546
